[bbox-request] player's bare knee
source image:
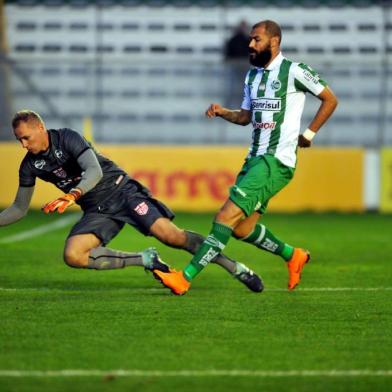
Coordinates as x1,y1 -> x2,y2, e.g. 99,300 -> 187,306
215,200 -> 245,228
63,248 -> 85,268
232,227 -> 242,239
232,226 -> 250,239
232,213 -> 259,239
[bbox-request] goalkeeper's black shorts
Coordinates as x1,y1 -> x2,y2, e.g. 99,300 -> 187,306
67,178 -> 175,245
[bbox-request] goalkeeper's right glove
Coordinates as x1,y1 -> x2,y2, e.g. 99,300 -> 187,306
42,188 -> 81,214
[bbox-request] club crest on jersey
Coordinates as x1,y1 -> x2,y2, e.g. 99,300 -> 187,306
270,80 -> 281,91
34,159 -> 46,170
55,149 -> 63,159
53,167 -> 67,178
134,202 -> 149,215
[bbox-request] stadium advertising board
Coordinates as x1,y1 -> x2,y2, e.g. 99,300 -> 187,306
380,148 -> 392,213
0,144 -> 364,212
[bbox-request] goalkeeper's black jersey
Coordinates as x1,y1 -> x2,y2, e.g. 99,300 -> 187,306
19,128 -> 136,211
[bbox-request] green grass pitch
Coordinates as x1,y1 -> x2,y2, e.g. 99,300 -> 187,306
0,211 -> 391,392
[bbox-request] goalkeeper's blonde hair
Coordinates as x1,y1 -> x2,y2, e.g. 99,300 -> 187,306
12,110 -> 45,130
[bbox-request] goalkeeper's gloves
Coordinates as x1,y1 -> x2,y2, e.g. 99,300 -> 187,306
298,128 -> 316,148
42,188 -> 82,214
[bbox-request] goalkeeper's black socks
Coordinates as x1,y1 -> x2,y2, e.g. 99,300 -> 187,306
88,247 -> 151,269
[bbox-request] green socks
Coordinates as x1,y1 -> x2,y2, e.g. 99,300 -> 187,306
180,221 -> 292,281
183,222 -> 233,281
240,223 -> 294,261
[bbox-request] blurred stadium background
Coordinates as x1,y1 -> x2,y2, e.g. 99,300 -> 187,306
0,0 -> 391,212
1,3 -> 392,391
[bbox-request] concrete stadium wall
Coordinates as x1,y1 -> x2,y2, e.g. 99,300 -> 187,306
3,3 -> 392,146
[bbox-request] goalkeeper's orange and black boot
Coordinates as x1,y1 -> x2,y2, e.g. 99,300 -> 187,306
153,270 -> 190,295
287,248 -> 310,291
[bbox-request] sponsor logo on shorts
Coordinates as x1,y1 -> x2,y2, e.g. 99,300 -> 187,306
34,159 -> 46,170
55,149 -> 63,159
251,98 -> 281,112
134,201 -> 149,215
253,121 -> 276,130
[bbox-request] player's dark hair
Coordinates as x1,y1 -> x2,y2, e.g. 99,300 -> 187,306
252,20 -> 282,44
12,110 -> 44,130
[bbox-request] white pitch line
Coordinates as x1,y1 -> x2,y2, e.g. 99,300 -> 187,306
0,369 -> 391,378
0,287 -> 164,293
0,214 -> 80,244
267,287 -> 392,292
1,287 -> 391,293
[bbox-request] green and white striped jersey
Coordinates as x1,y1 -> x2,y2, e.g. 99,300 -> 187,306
241,52 -> 327,168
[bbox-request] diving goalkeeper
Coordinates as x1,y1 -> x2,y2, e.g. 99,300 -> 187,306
0,110 -> 263,292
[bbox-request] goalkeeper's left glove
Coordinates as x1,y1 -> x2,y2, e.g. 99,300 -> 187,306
42,188 -> 82,214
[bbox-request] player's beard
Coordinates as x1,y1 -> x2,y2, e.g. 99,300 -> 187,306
249,45 -> 272,68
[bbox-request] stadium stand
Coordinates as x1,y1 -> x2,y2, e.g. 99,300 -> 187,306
2,1 -> 392,145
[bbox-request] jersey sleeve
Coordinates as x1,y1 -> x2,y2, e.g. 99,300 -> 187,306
293,63 -> 327,96
240,70 -> 252,110
61,129 -> 91,160
19,156 -> 36,187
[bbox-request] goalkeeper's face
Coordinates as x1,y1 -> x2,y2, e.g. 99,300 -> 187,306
14,120 -> 49,154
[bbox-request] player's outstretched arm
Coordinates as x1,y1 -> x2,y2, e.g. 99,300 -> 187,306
205,104 -> 251,126
0,186 -> 34,226
298,86 -> 338,148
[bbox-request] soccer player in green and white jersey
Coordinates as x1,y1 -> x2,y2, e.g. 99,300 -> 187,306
155,20 -> 338,295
